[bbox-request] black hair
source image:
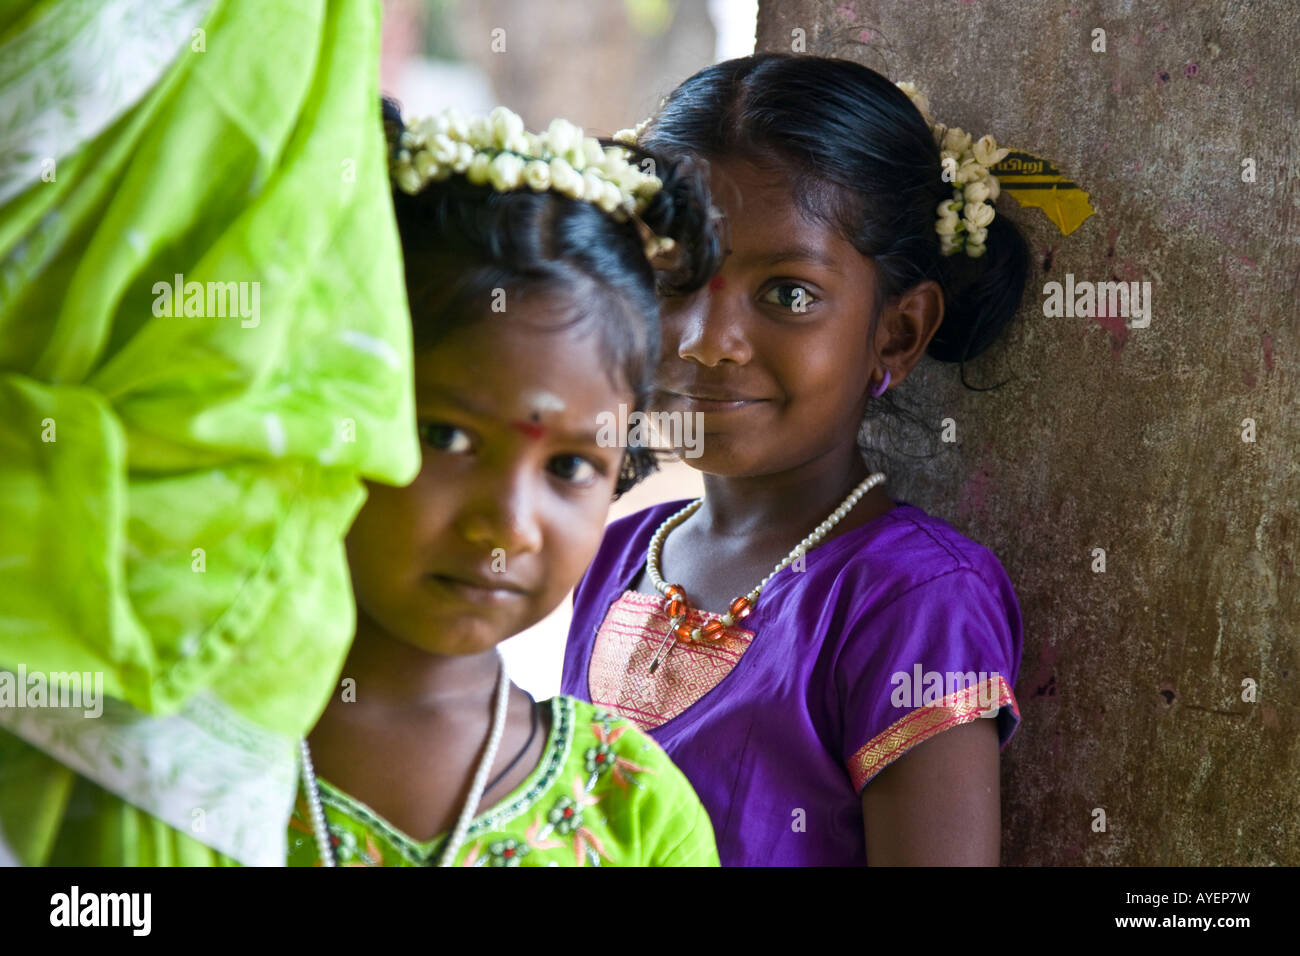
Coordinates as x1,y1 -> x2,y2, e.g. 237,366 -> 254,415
642,51 -> 1029,374
382,98 -> 721,495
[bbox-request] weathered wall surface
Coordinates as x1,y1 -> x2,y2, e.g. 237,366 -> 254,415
756,0 -> 1298,864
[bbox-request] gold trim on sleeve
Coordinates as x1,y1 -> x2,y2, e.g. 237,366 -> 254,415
848,674 -> 1019,791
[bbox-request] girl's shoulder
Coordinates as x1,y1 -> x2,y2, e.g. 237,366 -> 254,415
803,500 -> 1017,608
777,501 -> 1023,685
811,505 -> 1025,788
598,498 -> 1007,581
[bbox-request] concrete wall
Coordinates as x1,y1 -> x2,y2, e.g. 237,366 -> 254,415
756,0 -> 1298,864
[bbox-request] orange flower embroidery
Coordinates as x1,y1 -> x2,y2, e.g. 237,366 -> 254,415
568,775 -> 609,866
584,719 -> 653,794
525,813 -> 566,852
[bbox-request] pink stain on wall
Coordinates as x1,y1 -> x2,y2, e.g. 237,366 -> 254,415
1090,279 -> 1132,354
1116,260 -> 1144,283
1092,311 -> 1130,354
1262,332 -> 1274,371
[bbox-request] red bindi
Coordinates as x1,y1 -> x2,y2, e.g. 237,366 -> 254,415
511,420 -> 546,440
708,275 -> 726,292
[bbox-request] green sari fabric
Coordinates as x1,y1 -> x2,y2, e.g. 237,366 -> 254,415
0,0 -> 418,865
289,697 -> 720,867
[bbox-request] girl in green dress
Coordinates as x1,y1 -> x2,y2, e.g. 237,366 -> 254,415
286,102 -> 722,867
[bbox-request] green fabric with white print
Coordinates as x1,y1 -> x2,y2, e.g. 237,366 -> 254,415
0,0 -> 418,864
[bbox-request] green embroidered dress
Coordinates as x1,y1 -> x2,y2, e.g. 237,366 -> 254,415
288,697 -> 719,867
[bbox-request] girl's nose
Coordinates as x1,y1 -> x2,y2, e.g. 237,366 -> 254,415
455,470 -> 544,557
673,282 -> 752,368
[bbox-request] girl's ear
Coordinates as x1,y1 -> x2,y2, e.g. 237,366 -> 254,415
873,279 -> 944,386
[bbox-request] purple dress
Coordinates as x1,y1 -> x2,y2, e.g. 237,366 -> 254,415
562,500 -> 1023,866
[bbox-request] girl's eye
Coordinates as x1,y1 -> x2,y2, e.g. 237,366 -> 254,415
419,422 -> 472,453
760,283 -> 816,313
547,454 -> 600,484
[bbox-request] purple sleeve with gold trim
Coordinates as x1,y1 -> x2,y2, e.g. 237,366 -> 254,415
835,565 -> 1023,793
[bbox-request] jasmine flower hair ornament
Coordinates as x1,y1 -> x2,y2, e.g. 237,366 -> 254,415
389,106 -> 677,262
895,81 -> 1010,259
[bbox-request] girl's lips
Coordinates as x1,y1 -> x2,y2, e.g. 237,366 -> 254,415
426,574 -> 527,606
661,390 -> 769,412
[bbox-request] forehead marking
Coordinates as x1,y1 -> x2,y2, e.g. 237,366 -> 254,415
512,390 -> 565,440
511,420 -> 547,439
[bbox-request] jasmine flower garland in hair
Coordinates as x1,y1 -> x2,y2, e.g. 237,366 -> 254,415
391,106 -> 665,225
895,80 -> 1010,258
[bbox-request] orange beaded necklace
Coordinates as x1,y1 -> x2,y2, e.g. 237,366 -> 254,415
644,472 -> 886,673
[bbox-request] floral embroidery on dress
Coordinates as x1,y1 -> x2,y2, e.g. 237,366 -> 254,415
547,795 -> 583,835
330,826 -> 384,867
565,774 -> 609,865
293,698 -> 698,868
591,708 -> 618,736
524,813 -> 567,851
485,837 -> 530,867
460,813 -> 566,867
290,792 -> 384,866
584,718 -> 653,793
460,776 -> 612,866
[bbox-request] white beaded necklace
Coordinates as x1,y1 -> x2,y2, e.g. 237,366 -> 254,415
298,654 -> 511,867
645,472 -> 886,673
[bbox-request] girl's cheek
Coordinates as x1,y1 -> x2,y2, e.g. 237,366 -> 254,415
547,499 -> 607,577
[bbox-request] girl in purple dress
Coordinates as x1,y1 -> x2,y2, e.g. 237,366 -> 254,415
563,54 -> 1029,866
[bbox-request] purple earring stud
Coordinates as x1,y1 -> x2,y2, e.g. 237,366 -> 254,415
871,369 -> 891,397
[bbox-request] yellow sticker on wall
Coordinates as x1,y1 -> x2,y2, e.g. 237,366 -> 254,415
990,151 -> 1095,236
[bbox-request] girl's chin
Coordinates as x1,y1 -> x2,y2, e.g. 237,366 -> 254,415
385,612 -> 520,658
404,631 -> 511,659
675,446 -> 772,478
